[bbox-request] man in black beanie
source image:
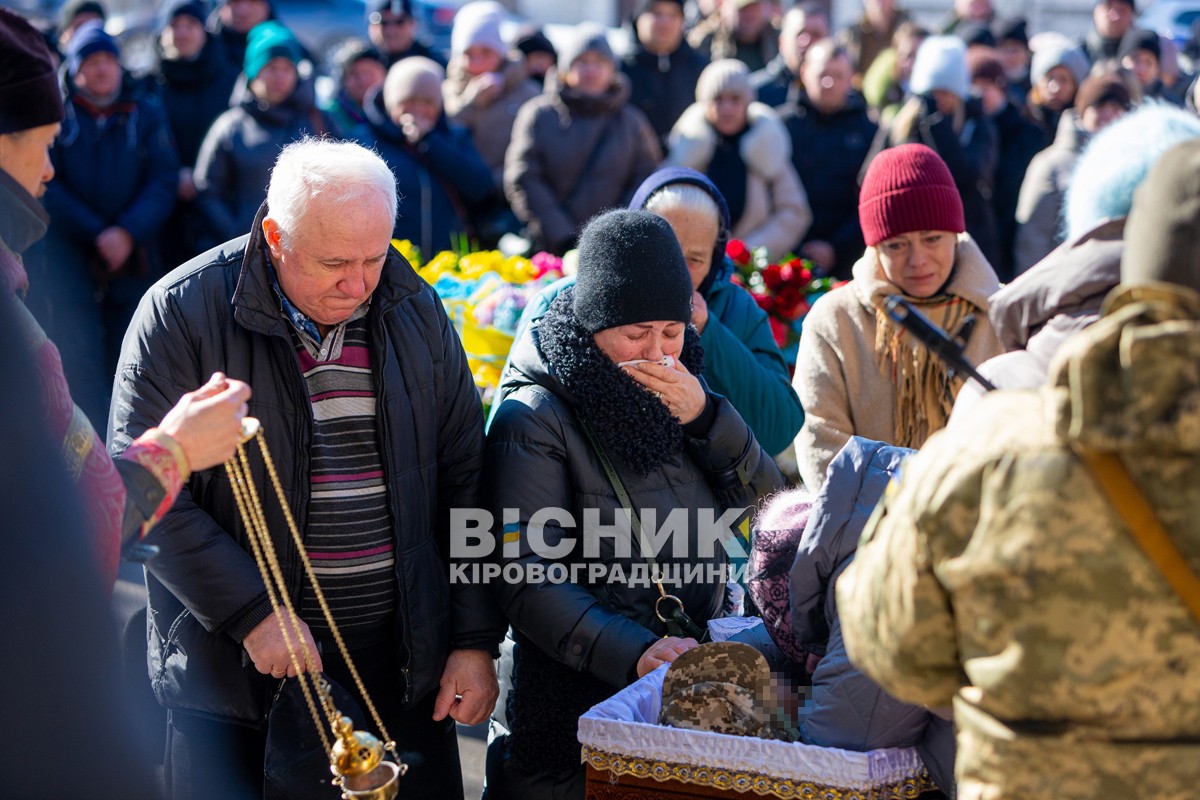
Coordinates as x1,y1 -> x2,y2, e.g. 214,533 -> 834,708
514,25 -> 556,86
992,16 -> 1031,102
622,0 -> 708,153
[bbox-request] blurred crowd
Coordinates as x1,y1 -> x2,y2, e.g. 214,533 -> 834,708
10,0 -> 1199,432
6,2 -> 1200,799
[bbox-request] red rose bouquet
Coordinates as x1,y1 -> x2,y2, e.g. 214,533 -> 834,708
726,239 -> 841,351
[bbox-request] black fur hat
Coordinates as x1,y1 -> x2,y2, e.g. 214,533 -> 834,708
573,209 -> 693,335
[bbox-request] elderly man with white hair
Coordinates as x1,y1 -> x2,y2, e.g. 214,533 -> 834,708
109,137 -> 505,800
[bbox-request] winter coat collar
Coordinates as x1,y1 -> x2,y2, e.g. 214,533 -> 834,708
230,202 -> 424,339
850,233 -> 999,311
362,82 -> 453,143
668,101 -> 792,179
513,288 -> 705,475
63,72 -> 142,118
233,73 -> 318,127
1052,282 -> 1200,453
0,168 -> 49,259
549,71 -> 632,118
329,89 -> 369,128
627,38 -> 701,69
783,87 -> 869,121
989,218 -> 1123,351
759,54 -> 793,85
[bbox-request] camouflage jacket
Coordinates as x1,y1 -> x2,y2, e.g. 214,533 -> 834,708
837,284 -> 1200,800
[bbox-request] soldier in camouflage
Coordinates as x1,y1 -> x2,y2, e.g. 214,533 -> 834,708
836,138 -> 1200,799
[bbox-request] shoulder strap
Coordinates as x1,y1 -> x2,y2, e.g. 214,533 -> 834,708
563,111 -> 623,212
577,416 -> 709,642
577,416 -> 647,553
1076,447 -> 1200,626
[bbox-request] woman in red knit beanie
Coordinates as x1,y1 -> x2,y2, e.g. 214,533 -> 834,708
791,143 -> 1004,490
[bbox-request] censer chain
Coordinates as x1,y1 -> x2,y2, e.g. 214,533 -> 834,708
224,428 -> 396,762
226,447 -> 338,763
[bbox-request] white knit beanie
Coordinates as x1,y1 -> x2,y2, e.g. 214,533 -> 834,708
450,0 -> 507,57
909,35 -> 969,99
695,58 -> 753,103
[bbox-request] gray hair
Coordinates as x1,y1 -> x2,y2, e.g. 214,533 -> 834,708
266,138 -> 397,247
643,183 -> 721,231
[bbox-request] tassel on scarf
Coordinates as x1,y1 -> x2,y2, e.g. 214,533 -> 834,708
874,295 -> 976,449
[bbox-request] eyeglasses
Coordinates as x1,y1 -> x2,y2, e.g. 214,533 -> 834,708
369,12 -> 413,25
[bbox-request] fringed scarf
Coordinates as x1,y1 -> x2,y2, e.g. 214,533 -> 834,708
873,293 -> 981,449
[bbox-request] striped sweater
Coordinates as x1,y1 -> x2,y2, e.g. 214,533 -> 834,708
291,313 -> 397,647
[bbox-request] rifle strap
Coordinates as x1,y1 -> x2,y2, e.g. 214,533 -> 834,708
1075,446 -> 1200,626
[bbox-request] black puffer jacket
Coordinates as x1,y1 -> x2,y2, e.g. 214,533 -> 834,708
781,89 -> 877,279
622,39 -> 709,152
109,203 -> 506,724
153,35 -> 239,169
484,292 -> 787,775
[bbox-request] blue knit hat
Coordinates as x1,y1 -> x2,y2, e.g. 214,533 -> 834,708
66,19 -> 119,77
244,21 -> 301,81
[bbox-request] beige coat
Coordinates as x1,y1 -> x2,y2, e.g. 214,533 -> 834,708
666,101 -> 812,261
792,234 -> 1003,490
443,57 -> 542,187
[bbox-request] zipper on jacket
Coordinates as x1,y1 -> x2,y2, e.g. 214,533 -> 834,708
374,306 -> 416,705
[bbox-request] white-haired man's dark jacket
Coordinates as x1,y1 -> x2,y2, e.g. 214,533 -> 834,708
109,202 -> 505,723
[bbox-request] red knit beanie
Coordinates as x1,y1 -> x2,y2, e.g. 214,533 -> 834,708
858,144 -> 965,246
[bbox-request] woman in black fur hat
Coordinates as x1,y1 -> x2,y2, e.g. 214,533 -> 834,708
482,208 -> 787,799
